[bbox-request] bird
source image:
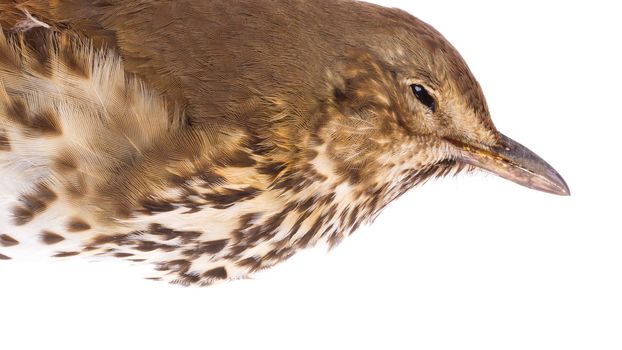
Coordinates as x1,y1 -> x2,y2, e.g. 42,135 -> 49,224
0,0 -> 569,286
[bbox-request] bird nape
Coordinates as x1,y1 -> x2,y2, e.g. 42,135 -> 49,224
0,0 -> 569,286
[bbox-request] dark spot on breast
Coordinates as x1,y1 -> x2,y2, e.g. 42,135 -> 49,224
198,171 -> 226,188
178,273 -> 201,285
34,183 -> 58,203
198,239 -> 229,254
272,173 -> 299,191
348,205 -> 360,228
320,192 -> 336,205
257,162 -> 287,176
223,150 -> 256,167
114,252 -> 134,258
134,240 -> 175,253
368,193 -> 380,214
53,152 -> 78,174
12,206 -> 34,226
297,196 -> 317,211
30,110 -> 61,136
0,234 -> 19,247
7,98 -> 61,136
238,204 -> 294,245
232,212 -> 261,241
237,256 -> 262,272
225,244 -> 249,259
333,87 -> 347,103
148,224 -> 202,243
264,246 -> 296,264
148,223 -> 175,237
203,267 -> 228,280
53,251 -> 80,258
181,205 -> 202,214
299,214 -> 327,246
7,98 -> 28,126
67,218 -> 91,232
91,234 -> 128,246
141,199 -> 176,214
324,204 -> 339,224
22,28 -> 53,77
328,231 -> 344,248
203,187 -> 260,208
288,209 -> 313,238
134,241 -> 158,252
158,259 -> 191,273
337,163 -> 362,185
183,239 -> 229,257
242,209 -> 291,245
0,253 -> 11,260
20,194 -> 47,213
0,132 -> 10,151
244,135 -> 273,156
41,231 -> 65,245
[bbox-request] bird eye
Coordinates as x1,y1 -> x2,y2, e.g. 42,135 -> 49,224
411,84 -> 436,112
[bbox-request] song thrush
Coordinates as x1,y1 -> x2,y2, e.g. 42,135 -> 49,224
0,0 -> 569,285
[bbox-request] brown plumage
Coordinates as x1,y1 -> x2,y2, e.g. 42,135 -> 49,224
0,0 -> 568,285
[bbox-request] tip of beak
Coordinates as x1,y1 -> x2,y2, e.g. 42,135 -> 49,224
542,169 -> 571,196
496,134 -> 571,197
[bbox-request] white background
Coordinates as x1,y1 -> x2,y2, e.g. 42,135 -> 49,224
1,1 -> 620,349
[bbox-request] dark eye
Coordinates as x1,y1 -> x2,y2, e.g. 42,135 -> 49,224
411,84 -> 436,112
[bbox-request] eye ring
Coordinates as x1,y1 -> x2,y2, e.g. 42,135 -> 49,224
410,84 -> 436,112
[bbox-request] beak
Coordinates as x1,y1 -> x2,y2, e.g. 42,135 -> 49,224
449,133 -> 570,196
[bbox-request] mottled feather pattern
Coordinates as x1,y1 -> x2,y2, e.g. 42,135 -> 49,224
0,28 -> 175,259
0,0 -> 564,287
0,26 -> 466,285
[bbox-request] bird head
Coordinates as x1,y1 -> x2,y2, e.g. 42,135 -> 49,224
312,7 -> 569,198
